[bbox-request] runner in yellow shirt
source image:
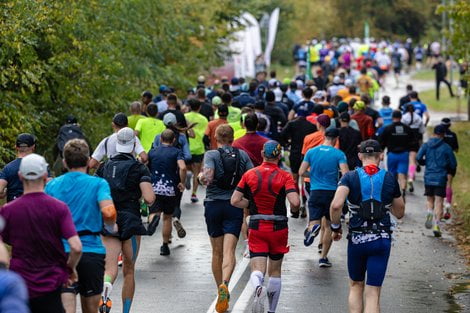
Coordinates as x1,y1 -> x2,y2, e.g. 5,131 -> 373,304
135,103 -> 166,152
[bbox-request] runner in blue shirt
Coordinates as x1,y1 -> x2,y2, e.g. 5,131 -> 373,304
404,91 -> 430,126
298,128 -> 349,267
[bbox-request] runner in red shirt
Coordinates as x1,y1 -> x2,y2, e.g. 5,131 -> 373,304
231,140 -> 300,313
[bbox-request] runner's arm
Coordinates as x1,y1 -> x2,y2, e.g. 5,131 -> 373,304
230,190 -> 249,209
391,197 -> 405,219
423,111 -> 430,127
286,191 -> 300,211
0,179 -> 7,199
177,160 -> 187,192
329,185 -> 349,225
99,199 -> 117,233
140,182 -> 156,205
66,235 -> 82,284
298,161 -> 310,178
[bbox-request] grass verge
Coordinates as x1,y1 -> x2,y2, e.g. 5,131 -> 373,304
449,121 -> 470,263
419,88 -> 467,114
411,69 -> 435,81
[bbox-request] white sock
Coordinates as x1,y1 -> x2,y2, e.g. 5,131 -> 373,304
249,270 -> 264,289
102,281 -> 113,299
267,277 -> 281,313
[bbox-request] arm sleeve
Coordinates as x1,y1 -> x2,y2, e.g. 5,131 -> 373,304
338,171 -> 353,188
135,137 -> 145,155
241,151 -> 254,170
59,204 -> 78,240
177,149 -> 185,161
338,151 -> 347,164
135,119 -> 143,134
388,173 -> 402,198
203,151 -> 216,169
416,144 -> 426,164
284,173 -> 297,193
139,164 -> 152,183
91,138 -> 106,161
235,173 -> 247,193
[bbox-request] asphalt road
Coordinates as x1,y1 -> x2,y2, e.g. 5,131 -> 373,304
103,173 -> 467,313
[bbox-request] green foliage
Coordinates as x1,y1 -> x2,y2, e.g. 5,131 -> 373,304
0,0 -> 254,167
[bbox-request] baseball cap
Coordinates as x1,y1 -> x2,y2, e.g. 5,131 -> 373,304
231,77 -> 239,85
263,140 -> 282,159
337,101 -> 348,113
314,90 -> 326,99
212,96 -> 222,106
66,115 -> 77,124
434,124 -> 446,135
340,112 -> 350,122
325,128 -> 339,138
359,140 -> 382,154
353,100 -> 366,111
197,75 -> 206,83
19,153 -> 48,180
217,104 -> 229,117
141,91 -> 153,98
316,114 -> 331,128
163,112 -> 177,126
113,113 -> 128,128
441,117 -> 451,126
16,133 -> 36,147
392,111 -> 402,119
116,127 -> 136,153
159,85 -> 169,93
344,79 -> 353,87
333,76 -> 341,84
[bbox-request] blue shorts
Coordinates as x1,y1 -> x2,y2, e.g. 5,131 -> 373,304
307,190 -> 336,221
204,199 -> 243,238
387,151 -> 409,175
347,238 -> 391,287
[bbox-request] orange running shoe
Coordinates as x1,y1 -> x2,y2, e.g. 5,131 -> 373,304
215,283 -> 230,313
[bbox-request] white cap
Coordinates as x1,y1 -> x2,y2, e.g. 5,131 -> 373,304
116,127 -> 136,154
333,76 -> 341,84
19,153 -> 48,180
345,79 -> 353,87
197,75 -> 205,83
163,112 -> 177,126
314,90 -> 326,99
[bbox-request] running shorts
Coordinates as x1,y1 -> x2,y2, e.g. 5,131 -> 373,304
424,185 -> 446,198
289,153 -> 303,174
204,199 -> 243,238
187,154 -> 204,164
347,238 -> 391,287
63,253 -> 105,297
151,195 -> 177,215
248,228 -> 289,260
102,210 -> 147,241
307,190 -> 336,221
387,151 -> 409,175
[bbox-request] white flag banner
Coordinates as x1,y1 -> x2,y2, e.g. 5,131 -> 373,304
264,8 -> 280,67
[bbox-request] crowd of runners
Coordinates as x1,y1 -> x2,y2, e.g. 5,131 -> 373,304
0,37 -> 462,313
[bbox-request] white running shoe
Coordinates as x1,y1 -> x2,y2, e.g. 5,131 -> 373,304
252,286 -> 266,313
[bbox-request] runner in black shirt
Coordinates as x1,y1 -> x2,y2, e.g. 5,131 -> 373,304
159,94 -> 188,128
338,113 -> 362,170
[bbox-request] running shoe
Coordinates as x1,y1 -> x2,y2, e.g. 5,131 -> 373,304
443,202 -> 452,220
191,194 -> 199,203
118,254 -> 123,267
160,244 -> 170,256
433,224 -> 442,237
319,258 -> 332,268
252,285 -> 266,313
99,297 -> 112,313
300,206 -> 307,218
408,181 -> 414,193
173,218 -> 187,238
147,215 -> 160,236
318,243 -> 323,254
303,224 -> 320,247
425,213 -> 433,229
215,283 -> 230,313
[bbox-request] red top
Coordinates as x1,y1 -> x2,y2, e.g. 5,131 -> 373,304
236,162 -> 297,231
352,112 -> 374,140
233,133 -> 269,167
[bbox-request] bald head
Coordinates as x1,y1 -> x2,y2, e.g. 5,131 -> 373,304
130,101 -> 141,114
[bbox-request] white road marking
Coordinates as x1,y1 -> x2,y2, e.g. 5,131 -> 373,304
205,257 -> 250,313
229,280 -> 255,313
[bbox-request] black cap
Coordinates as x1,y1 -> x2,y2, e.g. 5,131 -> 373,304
66,114 -> 77,124
218,104 -> 229,116
340,112 -> 350,122
325,128 -> 339,138
231,77 -> 239,85
441,117 -> 451,126
434,124 -> 446,135
392,110 -> 402,119
141,91 -> 153,98
359,139 -> 382,153
112,112 -> 128,127
16,133 -> 36,147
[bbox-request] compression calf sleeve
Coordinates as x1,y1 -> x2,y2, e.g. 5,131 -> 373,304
408,164 -> 416,180
267,277 -> 282,313
123,298 -> 132,313
250,270 -> 264,289
446,187 -> 453,204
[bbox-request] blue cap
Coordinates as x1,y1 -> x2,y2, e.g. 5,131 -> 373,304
159,85 -> 169,93
263,140 -> 282,159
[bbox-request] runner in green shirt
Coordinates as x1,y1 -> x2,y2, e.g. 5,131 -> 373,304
127,101 -> 145,130
214,93 -> 241,124
135,103 -> 166,152
185,99 -> 209,203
